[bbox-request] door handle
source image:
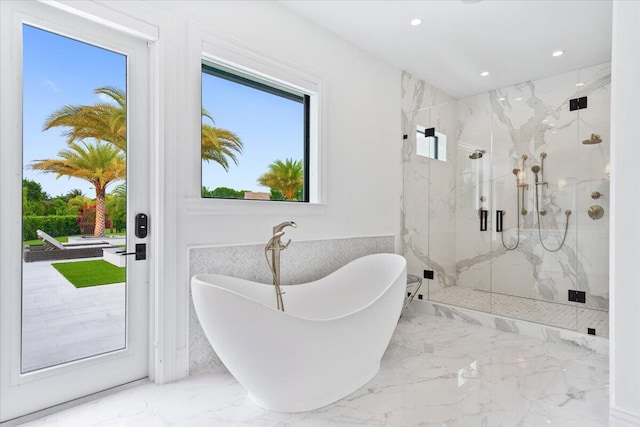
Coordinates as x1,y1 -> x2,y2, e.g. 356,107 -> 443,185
479,209 -> 488,231
496,210 -> 504,232
119,243 -> 146,260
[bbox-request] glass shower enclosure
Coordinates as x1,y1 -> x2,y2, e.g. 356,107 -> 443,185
402,63 -> 610,337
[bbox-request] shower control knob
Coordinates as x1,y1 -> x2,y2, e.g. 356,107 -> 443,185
591,191 -> 602,199
588,205 -> 605,220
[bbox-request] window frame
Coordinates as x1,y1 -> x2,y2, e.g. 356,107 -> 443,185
200,60 -> 311,203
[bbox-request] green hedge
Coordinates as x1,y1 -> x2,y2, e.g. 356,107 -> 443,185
23,215 -> 81,241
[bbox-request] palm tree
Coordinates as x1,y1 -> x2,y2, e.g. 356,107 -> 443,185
30,141 -> 125,237
43,87 -> 243,171
43,86 -> 127,151
201,109 -> 243,171
257,158 -> 304,201
63,188 -> 85,202
105,183 -> 127,232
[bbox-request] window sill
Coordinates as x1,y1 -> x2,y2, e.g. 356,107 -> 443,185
184,198 -> 327,216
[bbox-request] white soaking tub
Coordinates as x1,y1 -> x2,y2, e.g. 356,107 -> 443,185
191,253 -> 406,412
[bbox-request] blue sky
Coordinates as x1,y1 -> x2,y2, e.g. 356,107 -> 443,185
23,24 -> 126,198
23,24 -> 304,199
201,72 -> 303,193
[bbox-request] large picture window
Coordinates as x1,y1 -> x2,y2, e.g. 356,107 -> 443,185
201,62 -> 310,202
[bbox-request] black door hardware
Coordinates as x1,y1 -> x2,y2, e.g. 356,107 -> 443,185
135,213 -> 148,238
496,210 -> 504,232
569,96 -> 588,111
479,209 -> 488,231
119,243 -> 147,261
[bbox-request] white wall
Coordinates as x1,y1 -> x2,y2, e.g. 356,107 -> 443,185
610,1 -> 640,425
99,0 -> 402,380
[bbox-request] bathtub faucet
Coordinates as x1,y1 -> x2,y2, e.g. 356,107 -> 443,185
265,221 -> 297,311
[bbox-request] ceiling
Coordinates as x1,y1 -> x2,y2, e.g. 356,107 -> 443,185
280,0 -> 613,99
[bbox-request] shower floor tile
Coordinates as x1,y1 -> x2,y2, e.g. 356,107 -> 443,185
21,309 -> 609,427
429,286 -> 491,311
491,292 -> 577,330
427,286 -> 609,338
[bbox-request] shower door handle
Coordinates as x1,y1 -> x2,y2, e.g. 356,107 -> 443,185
479,209 -> 488,231
496,210 -> 504,232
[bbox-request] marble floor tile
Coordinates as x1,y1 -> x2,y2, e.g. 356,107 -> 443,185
21,307 -> 609,427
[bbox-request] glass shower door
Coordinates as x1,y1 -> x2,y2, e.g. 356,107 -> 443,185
489,70 -> 580,331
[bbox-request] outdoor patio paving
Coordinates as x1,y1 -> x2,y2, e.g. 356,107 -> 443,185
22,257 -> 125,372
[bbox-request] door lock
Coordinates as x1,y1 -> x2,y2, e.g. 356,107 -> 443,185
135,213 -> 148,238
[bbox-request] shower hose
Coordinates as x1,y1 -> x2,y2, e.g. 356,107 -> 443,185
501,184 -> 571,252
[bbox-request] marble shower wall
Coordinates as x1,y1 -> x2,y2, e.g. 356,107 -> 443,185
471,62 -> 610,311
188,236 -> 395,374
401,63 -> 610,333
401,71 -> 458,296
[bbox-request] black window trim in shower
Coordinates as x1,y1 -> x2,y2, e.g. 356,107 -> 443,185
417,126 -> 439,160
201,62 -> 310,203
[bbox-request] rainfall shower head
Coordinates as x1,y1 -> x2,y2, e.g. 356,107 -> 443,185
469,150 -> 486,159
582,133 -> 603,145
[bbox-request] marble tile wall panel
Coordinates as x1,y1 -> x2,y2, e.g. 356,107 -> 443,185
188,236 -> 395,374
401,71 -> 458,301
575,63 -> 611,311
402,64 -> 609,335
496,64 -> 608,311
427,101 -> 458,295
455,93 -> 492,302
488,68 -> 581,306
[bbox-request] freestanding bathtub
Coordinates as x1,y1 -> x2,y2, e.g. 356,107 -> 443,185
191,253 -> 407,412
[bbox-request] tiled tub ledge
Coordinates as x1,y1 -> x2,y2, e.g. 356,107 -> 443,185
410,299 -> 609,356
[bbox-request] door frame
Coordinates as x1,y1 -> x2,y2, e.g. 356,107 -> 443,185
0,1 -> 160,421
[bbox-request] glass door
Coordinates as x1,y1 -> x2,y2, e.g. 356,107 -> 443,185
1,2 -> 150,421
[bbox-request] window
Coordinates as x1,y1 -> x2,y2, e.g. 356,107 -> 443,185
416,125 -> 447,161
201,62 -> 310,202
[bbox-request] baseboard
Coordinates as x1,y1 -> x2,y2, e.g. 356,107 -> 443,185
0,378 -> 148,426
610,407 -> 640,427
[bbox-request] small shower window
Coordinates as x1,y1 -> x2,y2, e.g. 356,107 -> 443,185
416,126 -> 447,161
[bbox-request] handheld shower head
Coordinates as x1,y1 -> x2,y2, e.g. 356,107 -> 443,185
531,165 -> 540,182
513,168 -> 520,176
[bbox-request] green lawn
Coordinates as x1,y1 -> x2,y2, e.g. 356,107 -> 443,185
52,260 -> 125,288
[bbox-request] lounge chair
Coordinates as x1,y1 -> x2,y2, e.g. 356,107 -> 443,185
23,230 -> 117,262
36,229 -> 66,250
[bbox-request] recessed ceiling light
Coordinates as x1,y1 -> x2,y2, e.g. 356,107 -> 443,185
576,82 -> 585,87
552,50 -> 565,57
515,97 -> 523,101
480,71 -> 490,77
410,18 -> 422,26
498,97 -> 506,101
